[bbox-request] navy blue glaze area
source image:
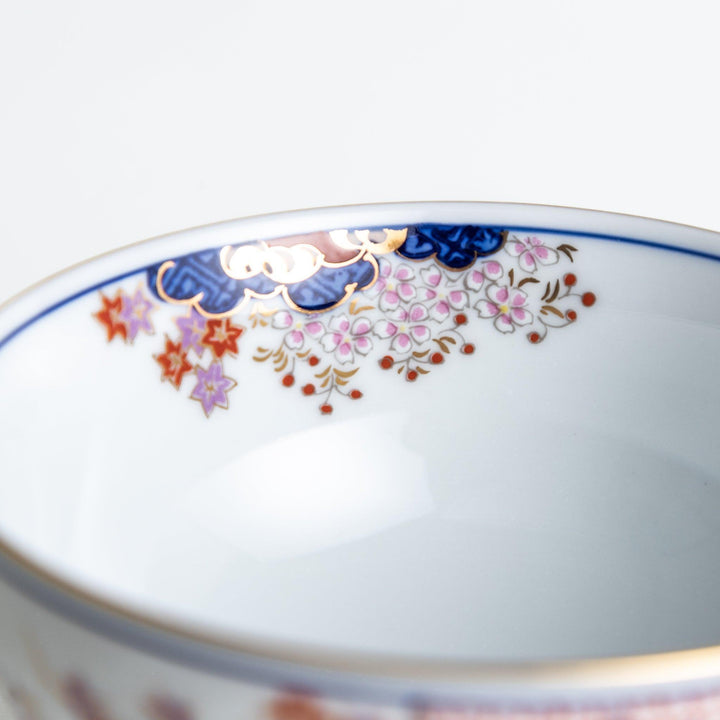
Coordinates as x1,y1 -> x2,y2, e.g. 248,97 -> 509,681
147,224 -> 508,314
285,262 -> 376,312
147,249 -> 277,316
398,225 -> 507,268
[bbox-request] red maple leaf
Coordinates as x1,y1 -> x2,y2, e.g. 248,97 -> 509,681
201,318 -> 244,358
94,293 -> 128,342
155,338 -> 193,389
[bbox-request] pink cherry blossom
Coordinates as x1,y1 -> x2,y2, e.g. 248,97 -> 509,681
320,315 -> 373,364
366,260 -> 417,310
504,235 -> 559,273
464,259 -> 504,292
417,264 -> 469,322
475,284 -> 533,333
272,311 -> 324,349
373,303 -> 431,352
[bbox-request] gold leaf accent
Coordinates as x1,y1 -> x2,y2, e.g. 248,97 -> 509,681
334,367 -> 359,379
542,304 -> 565,318
349,302 -> 374,315
546,281 -> 560,303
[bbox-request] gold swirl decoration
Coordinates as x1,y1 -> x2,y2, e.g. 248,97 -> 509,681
220,227 -> 407,283
156,228 -> 408,317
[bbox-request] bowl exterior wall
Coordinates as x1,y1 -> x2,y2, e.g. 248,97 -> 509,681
3,576 -> 720,720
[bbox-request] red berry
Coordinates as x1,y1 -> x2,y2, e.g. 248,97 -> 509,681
430,352 -> 444,364
349,389 -> 363,399
302,383 -> 315,395
407,370 -> 418,382
461,343 -> 475,354
282,373 -> 295,387
320,404 -> 333,415
582,292 -> 596,307
380,355 -> 393,369
308,355 -> 320,366
566,310 -> 577,321
564,273 -> 577,287
529,332 -> 541,344
455,313 -> 467,325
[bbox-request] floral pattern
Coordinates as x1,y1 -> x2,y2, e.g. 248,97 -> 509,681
504,234 -> 559,273
94,287 -> 155,344
155,338 -> 194,389
175,310 -> 208,356
319,315 -> 373,364
200,318 -> 244,359
94,292 -> 129,343
9,672 -> 720,720
190,362 -> 236,417
93,229 -> 597,417
271,312 -> 324,350
475,284 -> 533,333
120,289 -> 154,342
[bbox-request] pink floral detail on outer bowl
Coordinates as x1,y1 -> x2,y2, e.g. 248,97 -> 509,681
505,235 -> 559,273
417,264 -> 469,322
190,361 -> 236,416
374,303 -> 431,352
464,259 -> 504,291
366,261 -> 417,311
272,311 -> 324,349
320,315 -> 373,364
475,284 -> 533,333
119,289 -> 154,341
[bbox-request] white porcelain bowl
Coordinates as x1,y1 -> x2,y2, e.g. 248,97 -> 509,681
1,203 -> 720,719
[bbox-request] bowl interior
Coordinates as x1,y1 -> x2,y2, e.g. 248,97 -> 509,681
1,209 -> 719,663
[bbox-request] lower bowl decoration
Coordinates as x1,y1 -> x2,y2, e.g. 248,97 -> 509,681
1,202 -> 720,719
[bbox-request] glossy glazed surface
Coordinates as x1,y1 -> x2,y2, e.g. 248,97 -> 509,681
0,208 -> 719,664
1,204 -> 720,720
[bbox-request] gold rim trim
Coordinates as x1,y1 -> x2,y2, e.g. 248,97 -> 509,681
5,534 -> 720,686
1,202 -> 720,688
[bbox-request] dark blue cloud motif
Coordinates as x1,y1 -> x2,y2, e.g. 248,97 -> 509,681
398,224 -> 506,268
147,248 -> 377,314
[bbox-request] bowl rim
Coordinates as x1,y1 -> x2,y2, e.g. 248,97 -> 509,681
2,200 -> 720,698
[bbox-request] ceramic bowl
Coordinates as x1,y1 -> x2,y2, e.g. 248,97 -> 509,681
1,202 -> 720,720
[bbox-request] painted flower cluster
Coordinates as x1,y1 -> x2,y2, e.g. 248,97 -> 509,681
93,287 -> 154,344
93,233 -> 596,417
247,235 -> 595,414
155,313 -> 243,417
95,288 -> 242,418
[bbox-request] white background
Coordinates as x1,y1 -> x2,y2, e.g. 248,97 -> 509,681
1,0 -> 719,304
